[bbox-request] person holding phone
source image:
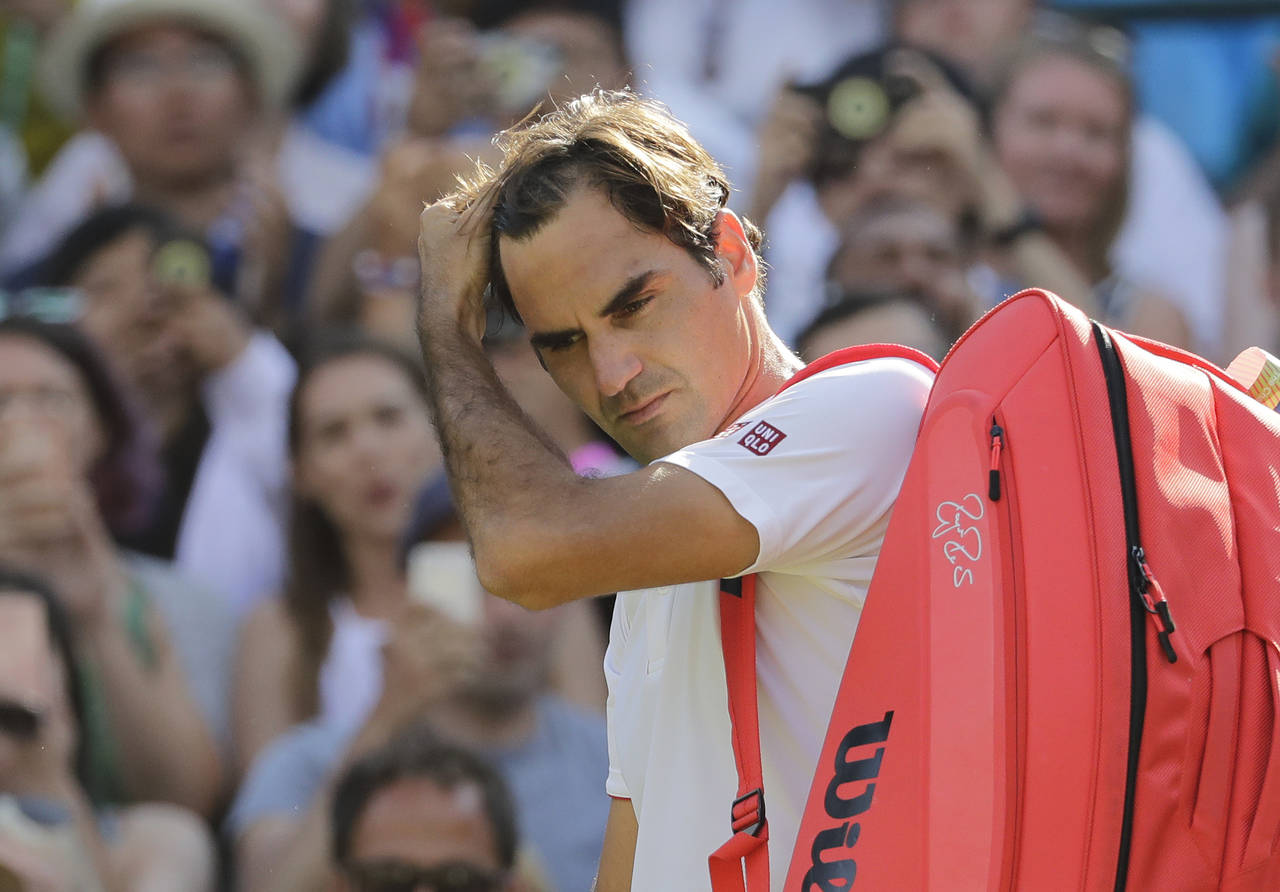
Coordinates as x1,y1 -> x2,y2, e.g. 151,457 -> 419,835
0,317 -> 226,823
229,331 -> 609,892
37,204 -> 296,619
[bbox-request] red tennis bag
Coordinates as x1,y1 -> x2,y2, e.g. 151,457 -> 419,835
714,289 -> 1280,891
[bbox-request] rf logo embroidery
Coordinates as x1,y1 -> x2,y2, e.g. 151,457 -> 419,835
932,493 -> 984,588
738,421 -> 786,455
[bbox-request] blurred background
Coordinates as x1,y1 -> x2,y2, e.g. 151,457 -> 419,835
0,0 -> 1278,888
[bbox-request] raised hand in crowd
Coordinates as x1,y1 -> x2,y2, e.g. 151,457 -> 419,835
405,17 -> 496,139
748,85 -> 824,225
235,603 -> 482,892
0,418 -> 129,632
307,136 -> 491,347
880,48 -> 1099,315
229,146 -> 296,330
158,276 -> 253,377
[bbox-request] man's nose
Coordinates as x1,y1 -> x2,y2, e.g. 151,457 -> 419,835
589,336 -> 643,398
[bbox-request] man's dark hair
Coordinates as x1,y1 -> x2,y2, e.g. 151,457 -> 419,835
38,203 -> 191,287
0,317 -> 160,535
447,88 -> 764,320
0,566 -> 91,789
331,723 -> 519,868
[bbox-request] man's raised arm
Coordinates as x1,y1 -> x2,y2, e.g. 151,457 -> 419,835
415,201 -> 758,609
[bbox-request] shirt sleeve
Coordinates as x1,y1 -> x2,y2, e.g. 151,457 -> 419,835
603,595 -> 633,800
657,357 -> 932,576
223,723 -> 342,838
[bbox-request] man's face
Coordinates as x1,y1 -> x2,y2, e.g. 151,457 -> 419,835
338,777 -> 510,892
87,25 -> 255,186
498,187 -> 756,464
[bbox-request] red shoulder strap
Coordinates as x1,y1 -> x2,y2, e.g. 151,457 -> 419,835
710,574 -> 770,892
709,345 -> 937,891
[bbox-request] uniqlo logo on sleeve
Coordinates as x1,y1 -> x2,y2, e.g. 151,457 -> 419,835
738,421 -> 787,455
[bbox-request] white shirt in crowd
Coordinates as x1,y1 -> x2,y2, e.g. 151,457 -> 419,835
605,355 -> 933,891
181,331 -> 295,618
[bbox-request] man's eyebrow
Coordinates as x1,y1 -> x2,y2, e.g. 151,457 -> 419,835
597,270 -> 663,318
527,271 -> 665,352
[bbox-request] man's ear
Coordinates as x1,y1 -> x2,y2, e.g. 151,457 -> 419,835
714,209 -> 759,300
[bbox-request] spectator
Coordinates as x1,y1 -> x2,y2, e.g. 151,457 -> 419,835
895,0 -> 1228,354
230,586 -> 609,892
757,44 -> 1094,345
3,0 -> 311,319
38,205 -> 295,618
308,2 -> 632,336
329,726 -> 537,892
623,0 -> 885,204
990,28 -> 1192,347
797,291 -> 952,364
0,566 -> 110,890
0,565 -> 216,890
0,317 -> 227,818
825,194 -> 983,344
232,333 -> 446,773
232,332 -> 606,774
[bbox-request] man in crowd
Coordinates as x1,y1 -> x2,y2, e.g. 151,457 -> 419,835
414,89 -> 933,889
4,0 -> 309,315
228,588 -> 608,892
329,726 -> 530,892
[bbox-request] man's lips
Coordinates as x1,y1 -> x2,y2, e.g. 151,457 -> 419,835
617,392 -> 670,425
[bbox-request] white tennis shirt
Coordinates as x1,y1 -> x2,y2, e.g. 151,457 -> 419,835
604,356 -> 933,891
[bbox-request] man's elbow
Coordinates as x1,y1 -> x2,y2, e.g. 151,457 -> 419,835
472,537 -> 579,612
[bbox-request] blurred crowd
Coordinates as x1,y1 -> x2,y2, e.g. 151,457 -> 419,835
0,0 -> 1278,888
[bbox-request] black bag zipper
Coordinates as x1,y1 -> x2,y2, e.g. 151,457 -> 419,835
1091,323 -> 1178,892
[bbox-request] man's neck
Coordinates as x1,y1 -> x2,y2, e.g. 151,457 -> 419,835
717,307 -> 804,433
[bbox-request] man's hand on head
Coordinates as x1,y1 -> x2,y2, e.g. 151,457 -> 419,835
417,195 -> 496,344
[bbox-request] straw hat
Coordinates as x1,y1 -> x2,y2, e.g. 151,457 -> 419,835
38,0 -> 303,120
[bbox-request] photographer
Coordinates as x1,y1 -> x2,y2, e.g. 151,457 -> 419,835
754,44 -> 1097,345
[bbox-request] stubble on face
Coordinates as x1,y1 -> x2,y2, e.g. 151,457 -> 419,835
497,187 -> 753,464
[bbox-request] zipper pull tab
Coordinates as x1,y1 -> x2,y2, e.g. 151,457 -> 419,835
1132,546 -> 1178,663
988,423 -> 1004,501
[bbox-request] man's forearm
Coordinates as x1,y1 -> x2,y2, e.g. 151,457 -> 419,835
417,318 -> 583,604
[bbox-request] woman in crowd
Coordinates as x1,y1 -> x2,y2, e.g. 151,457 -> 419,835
989,28 -> 1191,347
232,332 -> 606,775
0,317 -> 226,815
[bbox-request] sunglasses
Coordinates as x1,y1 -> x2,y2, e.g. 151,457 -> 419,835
0,288 -> 84,325
343,860 -> 506,892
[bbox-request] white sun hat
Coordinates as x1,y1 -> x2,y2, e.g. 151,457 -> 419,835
37,0 -> 303,120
